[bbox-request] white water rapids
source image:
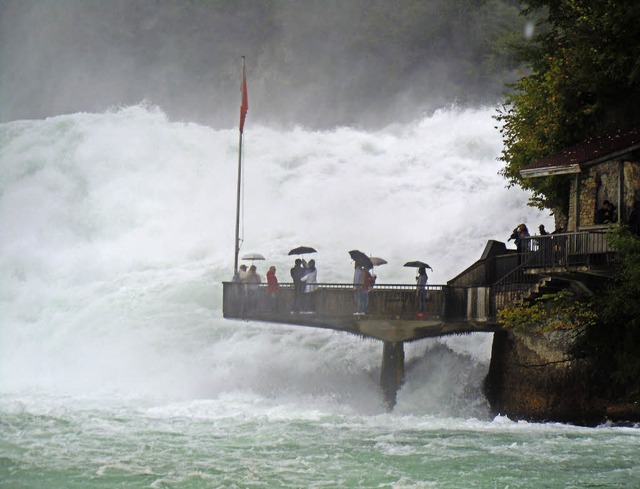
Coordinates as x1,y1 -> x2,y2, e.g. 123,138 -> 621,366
0,104 -> 553,403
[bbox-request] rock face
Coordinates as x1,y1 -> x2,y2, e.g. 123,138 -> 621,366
484,330 -> 640,426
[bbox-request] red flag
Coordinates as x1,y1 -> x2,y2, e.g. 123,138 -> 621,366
239,63 -> 248,133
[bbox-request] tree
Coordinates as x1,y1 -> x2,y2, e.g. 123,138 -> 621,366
497,0 -> 640,213
571,227 -> 640,399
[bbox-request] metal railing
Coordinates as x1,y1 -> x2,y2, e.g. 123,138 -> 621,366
223,282 -> 446,319
492,264 -> 542,312
223,281 -> 499,323
521,230 -> 612,269
492,230 -> 613,311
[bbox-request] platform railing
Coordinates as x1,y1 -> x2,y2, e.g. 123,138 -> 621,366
520,230 -> 612,269
223,281 -> 499,324
223,282 -> 446,320
491,230 -> 613,311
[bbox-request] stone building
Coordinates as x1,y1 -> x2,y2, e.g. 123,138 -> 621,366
520,129 -> 640,231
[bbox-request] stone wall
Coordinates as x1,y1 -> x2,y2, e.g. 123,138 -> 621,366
568,177 -> 578,231
484,329 -> 640,425
569,159 -> 640,230
623,161 -> 640,215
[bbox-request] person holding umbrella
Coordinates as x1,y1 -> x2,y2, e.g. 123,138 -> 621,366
349,250 -> 374,315
353,264 -> 373,315
353,263 -> 366,315
290,258 -> 306,313
416,266 -> 428,317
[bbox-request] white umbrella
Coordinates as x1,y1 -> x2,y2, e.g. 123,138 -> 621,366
370,256 -> 387,266
242,253 -> 265,261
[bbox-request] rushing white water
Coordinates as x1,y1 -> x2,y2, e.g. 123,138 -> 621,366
3,106 -> 638,488
0,107 -> 549,396
0,104 -> 550,400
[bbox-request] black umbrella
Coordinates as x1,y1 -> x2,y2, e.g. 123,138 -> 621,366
349,250 -> 373,270
404,260 -> 433,270
288,246 -> 317,256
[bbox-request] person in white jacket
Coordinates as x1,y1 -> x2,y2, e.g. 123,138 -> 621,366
301,259 -> 318,313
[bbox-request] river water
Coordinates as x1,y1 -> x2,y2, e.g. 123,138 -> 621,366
1,106 -> 638,488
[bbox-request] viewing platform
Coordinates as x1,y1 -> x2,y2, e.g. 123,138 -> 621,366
222,282 -> 501,342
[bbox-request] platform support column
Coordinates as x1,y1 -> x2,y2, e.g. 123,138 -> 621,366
380,340 -> 405,409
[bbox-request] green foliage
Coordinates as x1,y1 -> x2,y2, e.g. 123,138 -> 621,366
571,227 -> 640,397
497,290 -> 596,332
497,0 -> 640,212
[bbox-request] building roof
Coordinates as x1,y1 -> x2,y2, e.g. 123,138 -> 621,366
520,129 -> 640,178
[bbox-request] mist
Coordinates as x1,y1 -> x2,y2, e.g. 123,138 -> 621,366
0,105 -> 551,401
0,0 -> 529,128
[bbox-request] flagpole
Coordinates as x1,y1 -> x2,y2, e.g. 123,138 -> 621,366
233,127 -> 243,276
234,57 -> 248,276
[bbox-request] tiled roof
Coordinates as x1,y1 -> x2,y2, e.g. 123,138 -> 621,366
523,128 -> 640,171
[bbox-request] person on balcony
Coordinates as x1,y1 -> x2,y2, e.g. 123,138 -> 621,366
290,258 -> 306,313
509,223 -> 530,263
536,224 -> 552,263
266,266 -> 280,312
353,264 -> 367,315
516,224 -> 530,252
232,264 -> 249,313
233,264 -> 248,282
596,200 -> 617,224
362,267 -> 374,314
301,259 -> 318,313
242,265 -> 262,311
416,266 -> 428,317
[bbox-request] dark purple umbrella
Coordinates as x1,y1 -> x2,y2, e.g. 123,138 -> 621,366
349,250 -> 373,270
403,261 -> 433,270
288,246 -> 317,256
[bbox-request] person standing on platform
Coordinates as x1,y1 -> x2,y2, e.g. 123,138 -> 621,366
508,223 -> 530,263
242,264 -> 262,311
416,266 -> 428,317
301,259 -> 318,313
353,264 -> 366,315
232,264 -> 249,313
537,224 -> 551,263
266,266 -> 280,312
361,267 -> 374,314
233,264 -> 248,282
290,258 -> 306,313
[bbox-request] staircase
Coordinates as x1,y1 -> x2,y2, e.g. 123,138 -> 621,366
518,276 -> 567,305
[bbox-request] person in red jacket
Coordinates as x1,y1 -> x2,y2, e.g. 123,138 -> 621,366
266,265 -> 280,312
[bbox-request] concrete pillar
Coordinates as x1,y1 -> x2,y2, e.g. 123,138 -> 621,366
380,340 -> 405,409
